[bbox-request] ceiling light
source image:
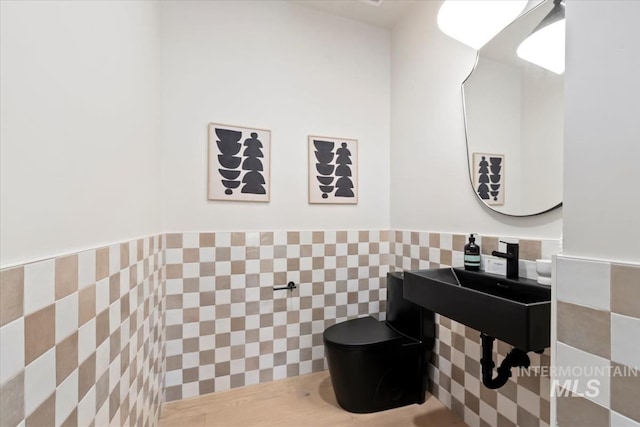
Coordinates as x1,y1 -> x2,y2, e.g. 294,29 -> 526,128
437,0 -> 528,50
517,0 -> 566,74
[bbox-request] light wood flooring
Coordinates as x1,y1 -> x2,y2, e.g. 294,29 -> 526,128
160,371 -> 467,427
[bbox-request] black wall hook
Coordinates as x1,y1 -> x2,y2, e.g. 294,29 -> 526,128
273,281 -> 297,291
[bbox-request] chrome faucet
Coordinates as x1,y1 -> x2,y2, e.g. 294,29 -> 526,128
491,241 -> 519,279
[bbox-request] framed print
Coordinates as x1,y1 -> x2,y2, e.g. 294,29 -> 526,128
308,135 -> 358,204
208,123 -> 270,202
473,152 -> 504,205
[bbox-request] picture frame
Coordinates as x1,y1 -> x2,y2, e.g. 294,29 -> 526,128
208,123 -> 271,202
308,135 -> 358,204
473,152 -> 504,206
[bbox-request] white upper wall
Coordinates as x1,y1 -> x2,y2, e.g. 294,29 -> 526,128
0,1 -> 163,268
563,1 -> 640,263
160,0 -> 391,232
390,0 -> 562,239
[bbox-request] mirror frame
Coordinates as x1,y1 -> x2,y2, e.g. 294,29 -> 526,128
460,2 -> 563,217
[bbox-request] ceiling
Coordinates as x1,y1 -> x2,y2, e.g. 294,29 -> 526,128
292,0 -> 422,29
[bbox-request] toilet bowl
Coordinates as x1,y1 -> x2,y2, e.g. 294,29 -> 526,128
323,272 -> 435,413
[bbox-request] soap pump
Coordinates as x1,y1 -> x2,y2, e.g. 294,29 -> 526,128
464,234 -> 481,271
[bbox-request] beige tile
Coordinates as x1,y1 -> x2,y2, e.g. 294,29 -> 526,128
519,240 -> 542,261
557,301 -> 610,359
96,247 -> 109,281
441,249 -> 452,266
481,236 -> 499,255
166,264 -> 183,279
200,292 -> 215,306
0,266 -> 24,326
183,248 -> 199,263
109,274 -> 120,303
611,263 -> 640,318
109,383 -> 120,421
260,232 -> 274,245
25,391 -> 55,427
78,353 -> 96,400
137,238 -> 144,261
312,232 -> 324,244
336,231 -> 348,243
25,304 -> 55,364
557,393 -> 609,427
56,331 -> 78,385
231,261 -> 245,275
231,232 -> 245,246
96,308 -> 110,346
287,232 -> 300,245
429,233 -> 440,248
120,242 -> 130,269
166,233 -> 183,249
199,233 -> 215,248
55,254 -> 78,301
0,371 -> 24,427
611,361 -> 640,422
453,234 -> 466,252
78,284 -> 96,326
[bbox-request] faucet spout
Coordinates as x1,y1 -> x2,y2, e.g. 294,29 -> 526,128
491,241 -> 520,279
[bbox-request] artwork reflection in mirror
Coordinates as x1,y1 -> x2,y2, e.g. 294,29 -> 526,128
463,0 -> 563,216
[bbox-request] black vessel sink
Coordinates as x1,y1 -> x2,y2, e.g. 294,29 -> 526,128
404,268 -> 550,352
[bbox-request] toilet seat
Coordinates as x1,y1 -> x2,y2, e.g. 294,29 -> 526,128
323,316 -> 413,349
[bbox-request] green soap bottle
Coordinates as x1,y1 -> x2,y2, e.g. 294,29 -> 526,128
464,234 -> 481,271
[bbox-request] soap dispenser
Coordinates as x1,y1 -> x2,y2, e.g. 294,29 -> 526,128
464,234 -> 481,271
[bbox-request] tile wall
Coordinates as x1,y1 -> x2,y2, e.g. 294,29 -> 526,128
390,231 -> 560,427
0,235 -> 166,427
162,230 -> 389,401
3,228 -> 589,427
555,256 -> 640,427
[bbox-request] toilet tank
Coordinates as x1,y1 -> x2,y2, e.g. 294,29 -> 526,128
385,272 -> 424,340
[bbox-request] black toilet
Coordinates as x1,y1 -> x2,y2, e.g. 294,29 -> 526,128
323,272 -> 435,413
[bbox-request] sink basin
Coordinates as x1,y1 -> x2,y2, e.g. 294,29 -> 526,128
404,268 -> 550,352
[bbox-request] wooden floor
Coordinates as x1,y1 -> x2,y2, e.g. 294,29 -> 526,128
160,371 -> 467,427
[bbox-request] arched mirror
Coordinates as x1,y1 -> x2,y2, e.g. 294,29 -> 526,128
463,0 -> 564,216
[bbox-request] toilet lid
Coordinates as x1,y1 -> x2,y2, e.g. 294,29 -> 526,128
323,316 -> 406,348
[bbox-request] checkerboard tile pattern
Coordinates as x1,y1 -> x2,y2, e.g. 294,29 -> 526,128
556,255 -> 640,427
163,230 -> 390,402
390,231 -> 558,427
0,235 -> 166,427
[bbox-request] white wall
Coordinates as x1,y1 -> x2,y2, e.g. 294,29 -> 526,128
160,0 -> 391,232
0,1 -> 163,268
390,0 -> 562,239
563,0 -> 640,263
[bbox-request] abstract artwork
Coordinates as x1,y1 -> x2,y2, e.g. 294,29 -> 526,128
308,135 -> 358,204
473,153 -> 504,205
208,123 -> 270,202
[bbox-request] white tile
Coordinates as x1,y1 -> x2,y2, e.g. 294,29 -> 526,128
0,317 -> 24,384
109,300 -> 120,334
94,396 -> 109,427
556,256 -> 610,310
611,313 -> 640,370
216,232 -> 231,247
77,386 -> 96,427
541,240 -> 561,259
24,348 -> 56,416
95,340 -> 110,379
55,369 -> 78,427
440,233 -> 453,250
245,232 -> 260,247
496,393 -> 518,423
24,259 -> 55,315
516,385 -> 540,418
78,250 -> 96,290
611,411 -> 640,427
95,277 -> 109,314
56,292 -> 78,343
78,318 -> 96,364
182,232 -> 199,248
556,342 -> 610,407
